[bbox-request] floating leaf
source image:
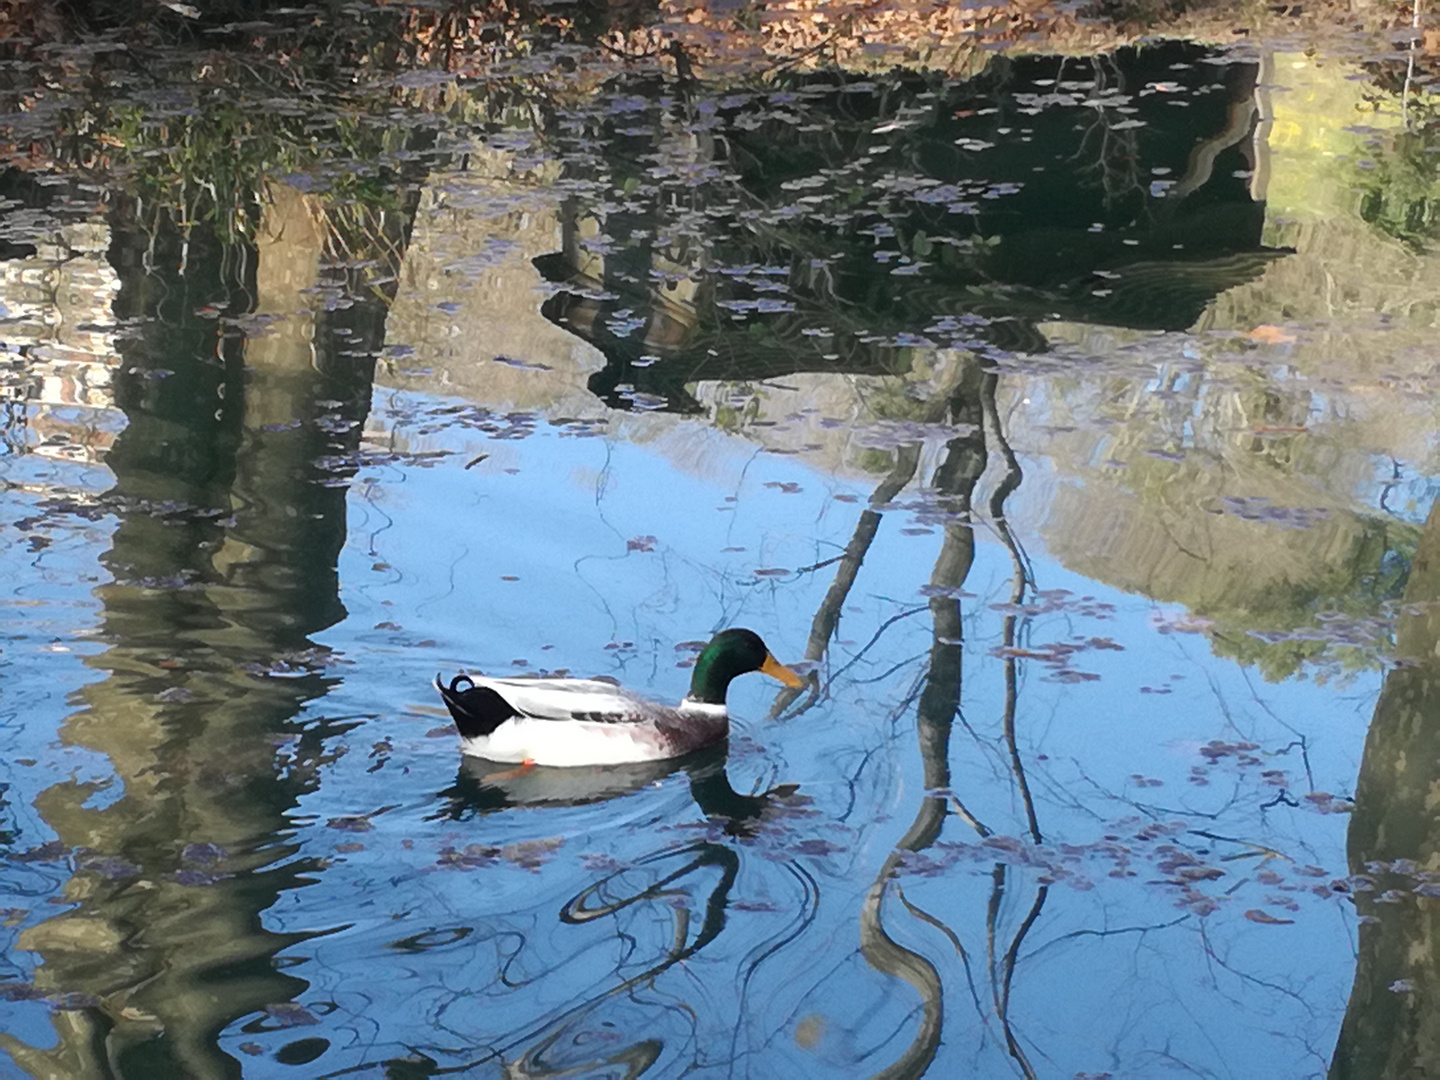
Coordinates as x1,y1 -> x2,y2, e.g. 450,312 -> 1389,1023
436,844 -> 500,871
1244,909 -> 1293,925
326,816 -> 373,833
0,982 -> 44,1002
1247,324 -> 1296,345
502,837 -> 564,870
795,1013 -> 826,1050
264,1003 -> 320,1028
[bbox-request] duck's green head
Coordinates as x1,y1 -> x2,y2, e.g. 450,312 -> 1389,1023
688,628 -> 805,705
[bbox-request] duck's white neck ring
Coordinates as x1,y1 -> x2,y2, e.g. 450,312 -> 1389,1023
679,698 -> 728,718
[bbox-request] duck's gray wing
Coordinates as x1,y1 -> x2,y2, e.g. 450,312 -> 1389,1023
476,676 -> 670,724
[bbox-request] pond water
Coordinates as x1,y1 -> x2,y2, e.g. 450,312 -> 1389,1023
1,4 -> 1439,1077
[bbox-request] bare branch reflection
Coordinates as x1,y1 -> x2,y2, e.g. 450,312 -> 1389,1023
771,353 -> 981,720
777,356 -> 1054,1078
503,842 -> 746,1077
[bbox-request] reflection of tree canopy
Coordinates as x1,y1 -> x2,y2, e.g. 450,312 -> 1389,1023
1034,369 -> 1422,683
1206,536 -> 1413,683
1048,364 -> 1428,679
536,40 -> 1286,416
1356,122 -> 1440,253
1081,534 -> 1412,684
1356,54 -> 1440,252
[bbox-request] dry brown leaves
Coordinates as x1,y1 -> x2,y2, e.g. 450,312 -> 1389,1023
608,0 -> 1072,78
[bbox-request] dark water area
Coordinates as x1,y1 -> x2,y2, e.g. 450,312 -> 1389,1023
1,2 -> 1440,1076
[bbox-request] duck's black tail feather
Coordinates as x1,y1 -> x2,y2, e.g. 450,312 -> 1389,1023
435,675 -> 518,739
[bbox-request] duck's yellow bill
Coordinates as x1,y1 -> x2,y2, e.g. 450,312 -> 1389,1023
761,653 -> 806,688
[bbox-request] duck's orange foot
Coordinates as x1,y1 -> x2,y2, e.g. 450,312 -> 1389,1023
483,758 -> 538,783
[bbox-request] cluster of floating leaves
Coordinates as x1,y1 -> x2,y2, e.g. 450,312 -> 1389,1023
531,80 -> 1053,370
238,647 -> 349,679
1168,738 -> 1363,822
1212,496 -> 1332,531
1,839 -> 232,891
894,817 -> 1353,924
988,588 -> 1118,621
1245,611 -> 1393,654
380,399 -> 605,443
435,836 -> 565,872
13,488 -> 225,531
1151,610 -> 1215,635
989,635 -> 1123,684
0,981 -> 100,1011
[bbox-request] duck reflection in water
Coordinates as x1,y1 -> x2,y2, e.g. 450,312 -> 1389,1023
433,742 -> 804,837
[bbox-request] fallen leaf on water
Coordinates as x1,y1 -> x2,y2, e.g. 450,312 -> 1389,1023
502,837 -> 564,870
325,817 -> 371,835
1244,909 -> 1294,925
1247,324 -> 1296,345
795,1013 -> 826,1049
265,1003 -> 320,1027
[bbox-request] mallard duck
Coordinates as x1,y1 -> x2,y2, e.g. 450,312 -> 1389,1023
435,628 -> 805,767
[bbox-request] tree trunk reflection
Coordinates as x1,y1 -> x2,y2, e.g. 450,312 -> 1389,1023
1331,498 -> 1440,1079
0,187 -> 405,1077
